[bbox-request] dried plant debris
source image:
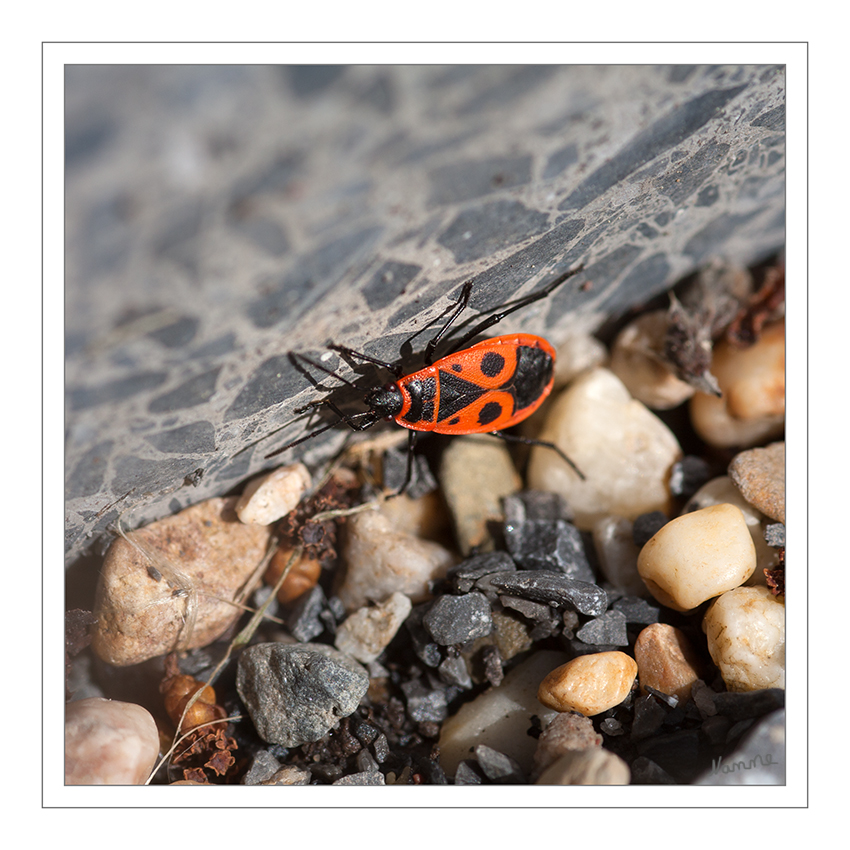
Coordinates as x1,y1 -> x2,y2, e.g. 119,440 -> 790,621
726,263 -> 785,349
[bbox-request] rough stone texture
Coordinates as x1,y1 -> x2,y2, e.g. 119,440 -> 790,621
535,748 -> 630,785
65,65 -> 786,565
485,570 -> 607,616
634,623 -> 703,702
728,441 -> 786,524
236,642 -> 369,746
91,496 -> 273,666
65,697 -> 160,785
423,591 -> 493,645
533,712 -> 602,777
234,462 -> 311,525
334,591 -> 412,663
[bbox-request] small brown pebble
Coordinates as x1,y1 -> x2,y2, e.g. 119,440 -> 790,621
728,441 -> 785,524
537,651 -> 638,716
265,546 -> 322,604
634,623 -> 703,703
533,712 -> 602,777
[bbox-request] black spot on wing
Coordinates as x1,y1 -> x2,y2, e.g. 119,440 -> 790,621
478,401 -> 503,426
437,370 -> 488,421
480,351 -> 506,378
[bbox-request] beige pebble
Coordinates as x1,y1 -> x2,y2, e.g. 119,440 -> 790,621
703,586 -> 785,691
552,333 -> 609,386
689,320 -> 785,448
235,462 -> 311,525
527,367 -> 681,529
685,476 -> 780,583
440,436 -> 522,554
637,503 -> 756,612
337,506 -> 455,611
537,651 -> 638,716
609,311 -> 696,409
92,497 -> 273,666
728,442 -> 785,524
634,623 -> 703,702
65,698 -> 160,785
533,712 -> 602,777
334,591 -> 412,663
535,748 -> 630,785
439,651 -> 568,777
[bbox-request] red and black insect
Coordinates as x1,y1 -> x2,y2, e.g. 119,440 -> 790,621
264,265 -> 585,491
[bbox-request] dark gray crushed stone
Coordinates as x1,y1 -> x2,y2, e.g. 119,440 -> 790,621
484,570 -> 608,615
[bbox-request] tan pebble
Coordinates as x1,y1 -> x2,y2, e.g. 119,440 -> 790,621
634,623 -> 703,702
533,712 -> 601,777
92,497 -> 273,666
728,442 -> 785,524
685,476 -> 780,582
65,698 -> 160,785
265,546 -> 322,604
527,368 -> 682,529
703,586 -> 785,691
537,651 -> 638,716
637,503 -> 756,611
609,311 -> 695,409
378,491 -> 452,542
235,463 -> 311,525
334,592 -> 412,663
689,320 -> 785,448
440,436 -> 521,554
535,747 -> 630,785
552,333 -> 609,386
337,507 -> 455,611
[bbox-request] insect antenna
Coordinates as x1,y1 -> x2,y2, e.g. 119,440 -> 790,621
265,405 -> 379,459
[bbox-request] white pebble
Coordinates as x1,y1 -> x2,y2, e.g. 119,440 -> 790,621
65,698 -> 160,785
552,333 -> 608,386
609,311 -> 695,409
337,507 -> 455,611
703,586 -> 785,691
685,476 -> 780,582
334,592 -> 412,663
689,320 -> 785,448
235,463 -> 311,525
438,651 -> 568,777
537,651 -> 638,716
527,367 -> 682,529
637,503 -> 756,611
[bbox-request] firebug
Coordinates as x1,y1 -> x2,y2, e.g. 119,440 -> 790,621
263,265 -> 586,491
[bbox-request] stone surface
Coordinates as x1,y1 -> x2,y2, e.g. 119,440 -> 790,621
591,515 -> 646,597
728,442 -> 785,524
334,591 -> 412,663
609,311 -> 695,409
689,320 -> 785,448
235,462 -> 311,525
423,592 -> 493,645
474,745 -> 526,783
634,623 -> 703,702
236,642 -> 369,746
537,651 -> 638,716
438,650 -> 568,777
703,586 -> 785,691
637,503 -> 757,611
575,610 -> 629,646
535,748 -> 630,785
65,65 -> 786,565
439,436 -> 522,555
337,507 -> 455,611
448,551 -> 516,594
65,697 -> 160,785
527,368 -> 682,529
533,712 -> 602,777
92,497 -> 273,666
485,570 -> 607,616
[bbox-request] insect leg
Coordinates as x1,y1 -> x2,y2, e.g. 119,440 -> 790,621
489,429 -> 585,480
446,265 -> 584,355
422,279 -> 474,365
327,344 -> 405,377
385,430 -> 419,498
265,403 -> 378,459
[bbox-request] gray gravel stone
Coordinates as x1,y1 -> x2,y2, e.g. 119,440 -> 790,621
612,596 -> 661,625
448,551 -> 516,593
423,592 -> 493,645
285,585 -> 327,643
236,642 -> 369,746
474,744 -> 527,783
575,609 -> 629,645
401,678 -> 449,723
485,570 -> 607,616
333,770 -> 386,785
